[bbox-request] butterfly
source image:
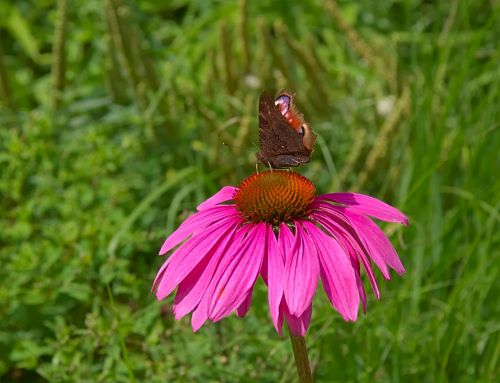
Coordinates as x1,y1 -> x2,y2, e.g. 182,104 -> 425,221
257,90 -> 316,168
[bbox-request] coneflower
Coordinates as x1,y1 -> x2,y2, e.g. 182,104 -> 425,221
153,170 -> 407,336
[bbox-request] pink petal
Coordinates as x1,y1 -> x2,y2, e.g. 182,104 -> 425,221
284,302 -> 312,336
350,255 -> 367,312
159,205 -> 239,255
172,255 -> 211,320
151,255 -> 172,292
236,289 -> 253,317
190,227 -> 250,332
269,224 -> 296,335
318,193 -> 409,225
343,209 -> 406,276
307,208 -> 368,308
191,302 -> 208,332
310,205 -> 381,298
278,223 -> 294,262
283,222 -> 319,317
303,221 -> 359,321
266,224 -> 284,332
154,232 -> 204,296
260,252 -> 268,284
156,220 -> 239,300
276,300 -> 285,336
197,186 -> 238,211
209,224 -> 266,321
172,225 -> 239,319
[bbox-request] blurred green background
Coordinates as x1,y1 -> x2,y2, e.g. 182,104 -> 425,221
0,0 -> 498,382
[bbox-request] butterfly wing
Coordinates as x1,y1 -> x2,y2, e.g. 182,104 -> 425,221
257,92 -> 312,168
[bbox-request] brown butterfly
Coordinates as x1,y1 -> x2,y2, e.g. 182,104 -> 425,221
257,90 -> 316,168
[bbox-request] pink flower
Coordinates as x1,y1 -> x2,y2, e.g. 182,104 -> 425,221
153,171 -> 408,336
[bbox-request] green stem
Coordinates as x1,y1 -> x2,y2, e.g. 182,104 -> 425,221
52,0 -> 68,108
288,331 -> 313,383
0,37 -> 14,110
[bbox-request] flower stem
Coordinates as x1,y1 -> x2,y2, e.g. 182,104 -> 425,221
288,331 -> 313,383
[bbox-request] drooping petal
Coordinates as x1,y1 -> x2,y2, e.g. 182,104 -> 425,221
278,223 -> 294,262
302,221 -> 359,321
308,207 -> 368,308
310,205 -> 381,298
315,202 -> 404,279
236,289 -> 253,317
260,253 -> 268,285
209,223 -> 267,321
172,253 -> 212,320
159,205 -> 239,255
266,224 -> 284,333
351,255 -> 367,313
156,219 -> 240,300
172,225 -> 239,319
154,232 -> 207,296
197,186 -> 238,211
343,209 -> 406,277
276,300 -> 285,336
151,255 -> 173,292
318,193 -> 409,225
191,302 -> 208,332
284,222 -> 319,317
284,302 -> 313,336
190,227 -> 250,332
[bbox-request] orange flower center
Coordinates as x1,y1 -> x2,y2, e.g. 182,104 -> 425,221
234,171 -> 315,225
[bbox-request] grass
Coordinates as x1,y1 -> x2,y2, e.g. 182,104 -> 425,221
0,0 -> 498,382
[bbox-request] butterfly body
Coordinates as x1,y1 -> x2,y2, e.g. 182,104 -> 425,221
257,91 -> 316,168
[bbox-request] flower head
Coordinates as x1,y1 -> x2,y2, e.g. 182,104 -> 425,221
153,171 -> 408,335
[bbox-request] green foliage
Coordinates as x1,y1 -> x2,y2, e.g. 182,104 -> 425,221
0,0 -> 498,382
